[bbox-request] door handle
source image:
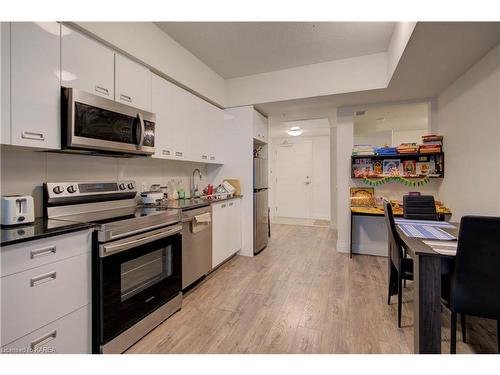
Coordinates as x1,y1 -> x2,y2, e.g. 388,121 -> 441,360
31,330 -> 57,351
21,131 -> 45,141
30,271 -> 57,287
95,86 -> 109,96
136,113 -> 145,149
120,94 -> 132,103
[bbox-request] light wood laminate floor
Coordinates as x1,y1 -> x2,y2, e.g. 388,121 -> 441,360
127,224 -> 498,354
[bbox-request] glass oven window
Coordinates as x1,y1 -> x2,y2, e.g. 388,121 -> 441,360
74,102 -> 139,144
120,246 -> 172,302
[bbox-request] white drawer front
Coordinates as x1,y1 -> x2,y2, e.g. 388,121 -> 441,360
1,305 -> 91,354
1,229 -> 91,277
1,252 -> 90,345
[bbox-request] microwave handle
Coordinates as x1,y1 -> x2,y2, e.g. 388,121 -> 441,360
136,113 -> 145,149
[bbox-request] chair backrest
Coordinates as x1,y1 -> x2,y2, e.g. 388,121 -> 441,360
403,195 -> 438,221
383,201 -> 405,272
451,216 -> 500,319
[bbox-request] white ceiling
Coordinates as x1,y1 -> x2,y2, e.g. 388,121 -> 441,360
155,22 -> 395,79
256,22 -> 500,118
270,118 -> 331,139
354,102 -> 428,136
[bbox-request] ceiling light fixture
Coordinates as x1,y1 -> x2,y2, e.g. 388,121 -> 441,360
287,126 -> 303,137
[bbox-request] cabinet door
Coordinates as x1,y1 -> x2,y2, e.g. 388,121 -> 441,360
227,199 -> 242,256
152,73 -> 174,159
115,54 -> 151,111
61,25 -> 114,99
208,106 -> 224,164
253,110 -> 268,143
151,73 -> 190,160
10,22 -> 60,149
1,22 -> 11,145
211,201 -> 228,268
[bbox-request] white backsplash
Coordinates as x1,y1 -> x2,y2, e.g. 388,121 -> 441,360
0,146 -> 208,217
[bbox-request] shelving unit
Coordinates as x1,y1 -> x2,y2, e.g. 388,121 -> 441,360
351,152 -> 445,179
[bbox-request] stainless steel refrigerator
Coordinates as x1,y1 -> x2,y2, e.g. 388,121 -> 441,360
254,157 -> 269,254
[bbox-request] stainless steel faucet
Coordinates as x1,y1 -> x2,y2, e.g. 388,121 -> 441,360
191,168 -> 202,198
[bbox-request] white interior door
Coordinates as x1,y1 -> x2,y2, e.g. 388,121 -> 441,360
275,141 -> 313,219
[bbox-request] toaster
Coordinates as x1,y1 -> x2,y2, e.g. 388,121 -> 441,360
1,195 -> 35,226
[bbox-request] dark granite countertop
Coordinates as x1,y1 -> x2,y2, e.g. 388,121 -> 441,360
163,195 -> 243,211
1,218 -> 95,247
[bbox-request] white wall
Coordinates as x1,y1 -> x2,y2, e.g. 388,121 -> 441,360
437,43 -> 500,219
207,106 -> 254,257
269,135 -> 331,221
0,146 -> 207,218
74,22 -> 226,106
225,53 -> 388,107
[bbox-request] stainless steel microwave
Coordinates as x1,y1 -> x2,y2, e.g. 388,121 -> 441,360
62,87 -> 156,156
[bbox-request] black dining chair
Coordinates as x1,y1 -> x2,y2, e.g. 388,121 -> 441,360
403,195 -> 438,221
442,215 -> 500,354
384,201 -> 413,328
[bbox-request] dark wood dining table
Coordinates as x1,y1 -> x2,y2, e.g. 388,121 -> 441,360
395,222 -> 459,354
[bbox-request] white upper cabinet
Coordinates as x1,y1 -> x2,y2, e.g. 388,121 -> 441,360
253,110 -> 268,143
61,25 -> 114,99
151,73 -> 188,160
10,22 -> 61,149
115,54 -> 152,111
208,105 -> 225,164
1,23 -> 11,145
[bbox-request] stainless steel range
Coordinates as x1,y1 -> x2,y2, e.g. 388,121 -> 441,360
44,181 -> 182,354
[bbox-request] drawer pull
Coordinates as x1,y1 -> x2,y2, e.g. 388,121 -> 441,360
202,155 -> 208,160
21,131 -> 45,141
30,246 -> 56,259
221,204 -> 226,208
162,150 -> 171,156
31,330 -> 57,351
120,94 -> 132,102
30,271 -> 57,287
210,156 -> 215,160
175,151 -> 183,157
95,86 -> 109,95
229,202 -> 233,206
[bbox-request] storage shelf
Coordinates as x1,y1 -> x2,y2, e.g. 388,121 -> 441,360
351,152 -> 443,160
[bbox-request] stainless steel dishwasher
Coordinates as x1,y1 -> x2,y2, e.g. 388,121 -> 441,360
181,205 -> 213,289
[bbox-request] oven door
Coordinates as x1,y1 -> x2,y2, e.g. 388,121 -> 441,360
63,87 -> 155,155
98,224 -> 182,344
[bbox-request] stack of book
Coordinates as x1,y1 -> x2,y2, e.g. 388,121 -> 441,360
419,135 -> 443,153
397,142 -> 419,154
375,146 -> 398,156
352,144 -> 375,156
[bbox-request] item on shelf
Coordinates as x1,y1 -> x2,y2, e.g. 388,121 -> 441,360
354,158 -> 372,165
223,179 -> 241,196
353,164 -> 373,178
375,146 -> 398,156
397,142 -> 419,154
419,144 -> 442,153
350,187 -> 375,207
403,160 -> 417,175
420,134 -> 443,153
352,144 -> 375,156
416,161 -> 432,175
382,159 -> 401,175
421,134 -> 443,143
373,161 -> 383,175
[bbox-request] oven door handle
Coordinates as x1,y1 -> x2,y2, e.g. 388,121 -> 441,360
100,225 -> 182,257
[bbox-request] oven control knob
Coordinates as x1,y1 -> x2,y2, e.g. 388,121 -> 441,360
128,183 -> 135,190
119,183 -> 127,190
67,185 -> 78,194
52,186 -> 64,194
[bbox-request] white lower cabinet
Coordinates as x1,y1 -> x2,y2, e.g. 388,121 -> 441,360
1,229 -> 92,353
212,198 -> 242,268
2,305 -> 91,354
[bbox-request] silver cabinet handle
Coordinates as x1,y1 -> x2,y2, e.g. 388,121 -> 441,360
120,94 -> 132,102
95,85 -> 109,95
31,330 -> 57,351
221,204 -> 226,208
30,271 -> 57,287
202,155 -> 208,160
137,113 -> 145,148
162,150 -> 171,156
30,246 -> 56,259
229,202 -> 233,206
210,156 -> 215,160
21,131 -> 45,141
175,151 -> 183,157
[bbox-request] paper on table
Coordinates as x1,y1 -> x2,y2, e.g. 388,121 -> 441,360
394,218 -> 454,228
423,240 -> 457,256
